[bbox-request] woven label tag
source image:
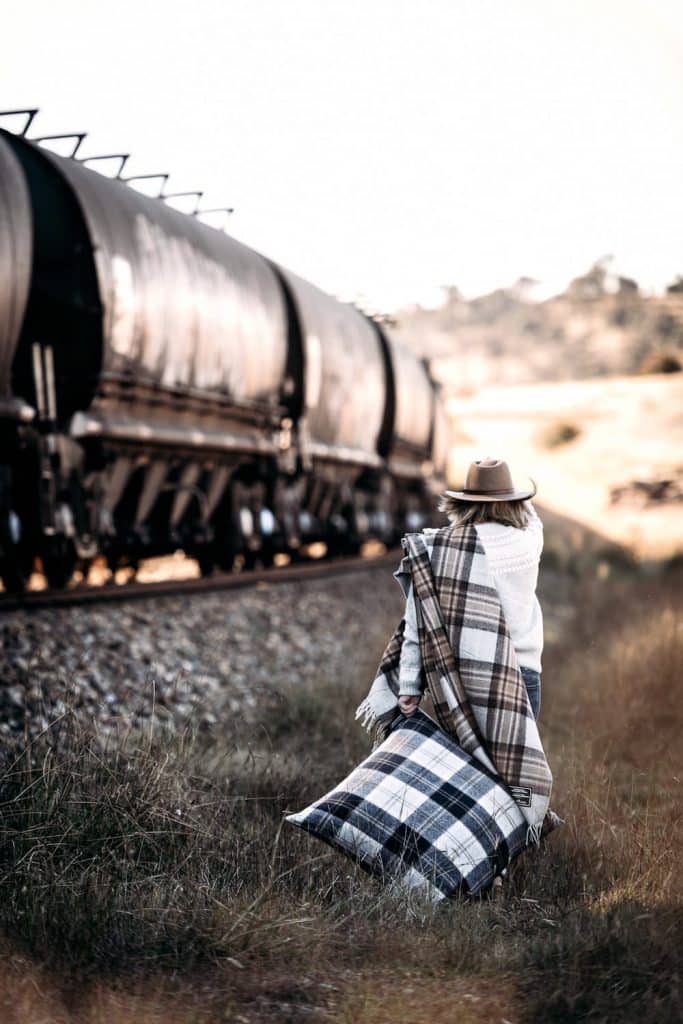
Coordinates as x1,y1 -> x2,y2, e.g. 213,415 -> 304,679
509,785 -> 532,807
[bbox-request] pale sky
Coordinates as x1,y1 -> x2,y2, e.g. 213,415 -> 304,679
2,0 -> 683,310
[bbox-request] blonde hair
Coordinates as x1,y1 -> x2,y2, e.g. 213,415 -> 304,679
437,494 -> 531,529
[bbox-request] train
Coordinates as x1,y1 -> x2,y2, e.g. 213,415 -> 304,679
0,124 -> 451,592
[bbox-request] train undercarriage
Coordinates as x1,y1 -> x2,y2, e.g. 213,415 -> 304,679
0,422 -> 434,593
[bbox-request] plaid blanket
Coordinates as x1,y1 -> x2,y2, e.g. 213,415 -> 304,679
285,706 -> 531,900
355,523 -> 553,842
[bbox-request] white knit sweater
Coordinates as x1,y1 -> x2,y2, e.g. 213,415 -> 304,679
398,502 -> 544,695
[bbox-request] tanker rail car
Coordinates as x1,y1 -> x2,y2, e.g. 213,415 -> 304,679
0,124 -> 451,592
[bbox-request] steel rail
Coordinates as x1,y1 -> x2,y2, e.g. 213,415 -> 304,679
0,548 -> 401,613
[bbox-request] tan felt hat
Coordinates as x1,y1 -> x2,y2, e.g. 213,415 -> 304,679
444,457 -> 537,502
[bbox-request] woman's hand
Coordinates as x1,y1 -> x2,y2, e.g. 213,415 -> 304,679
398,694 -> 421,716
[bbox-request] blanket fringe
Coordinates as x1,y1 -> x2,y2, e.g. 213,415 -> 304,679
354,698 -> 376,733
526,821 -> 543,847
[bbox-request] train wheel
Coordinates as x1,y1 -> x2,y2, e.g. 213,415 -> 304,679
257,547 -> 275,568
242,548 -> 258,570
41,537 -> 77,589
217,550 -> 238,573
0,553 -> 26,593
75,557 -> 93,584
0,513 -> 28,593
197,549 -> 215,577
334,538 -> 362,558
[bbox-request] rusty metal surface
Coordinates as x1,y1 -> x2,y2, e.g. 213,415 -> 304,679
280,268 -> 386,461
0,133 -> 32,399
70,408 -> 279,455
39,147 -> 289,405
384,332 -> 433,451
430,395 -> 452,480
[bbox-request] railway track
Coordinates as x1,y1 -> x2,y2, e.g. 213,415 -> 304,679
0,548 -> 401,612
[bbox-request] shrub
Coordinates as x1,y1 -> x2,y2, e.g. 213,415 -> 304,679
638,350 -> 682,374
540,420 -> 582,449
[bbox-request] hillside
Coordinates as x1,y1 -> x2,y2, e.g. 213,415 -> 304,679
392,265 -> 683,389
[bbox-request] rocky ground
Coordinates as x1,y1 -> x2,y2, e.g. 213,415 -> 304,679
0,563 -> 575,746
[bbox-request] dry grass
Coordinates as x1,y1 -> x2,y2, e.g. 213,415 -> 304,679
0,565 -> 681,1023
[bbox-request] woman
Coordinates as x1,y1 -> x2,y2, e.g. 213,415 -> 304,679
290,458 -> 559,901
397,457 -> 544,724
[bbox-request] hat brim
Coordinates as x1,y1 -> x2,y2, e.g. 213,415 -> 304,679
443,478 -> 537,503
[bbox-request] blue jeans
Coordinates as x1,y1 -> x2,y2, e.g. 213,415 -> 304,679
520,666 -> 541,720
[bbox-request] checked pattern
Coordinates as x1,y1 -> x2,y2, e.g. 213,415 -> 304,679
355,523 -> 553,838
405,525 -> 553,835
285,707 -> 530,901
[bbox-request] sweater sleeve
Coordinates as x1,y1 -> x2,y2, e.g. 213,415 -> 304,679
524,501 -> 544,554
397,582 -> 425,696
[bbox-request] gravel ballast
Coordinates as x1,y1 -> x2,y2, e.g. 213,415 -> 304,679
0,567 -> 406,744
0,565 -> 573,745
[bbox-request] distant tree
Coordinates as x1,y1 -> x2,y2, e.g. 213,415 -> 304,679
441,285 -> 462,306
610,306 -> 632,327
617,276 -> 639,295
512,276 -> 538,300
638,350 -> 682,374
540,420 -> 581,449
656,312 -> 678,339
568,256 -> 613,301
666,275 -> 683,295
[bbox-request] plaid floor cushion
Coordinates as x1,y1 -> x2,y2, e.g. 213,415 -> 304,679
284,708 -> 531,902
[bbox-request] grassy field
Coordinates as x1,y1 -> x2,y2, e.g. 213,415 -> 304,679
0,563 -> 681,1023
439,372 -> 683,561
